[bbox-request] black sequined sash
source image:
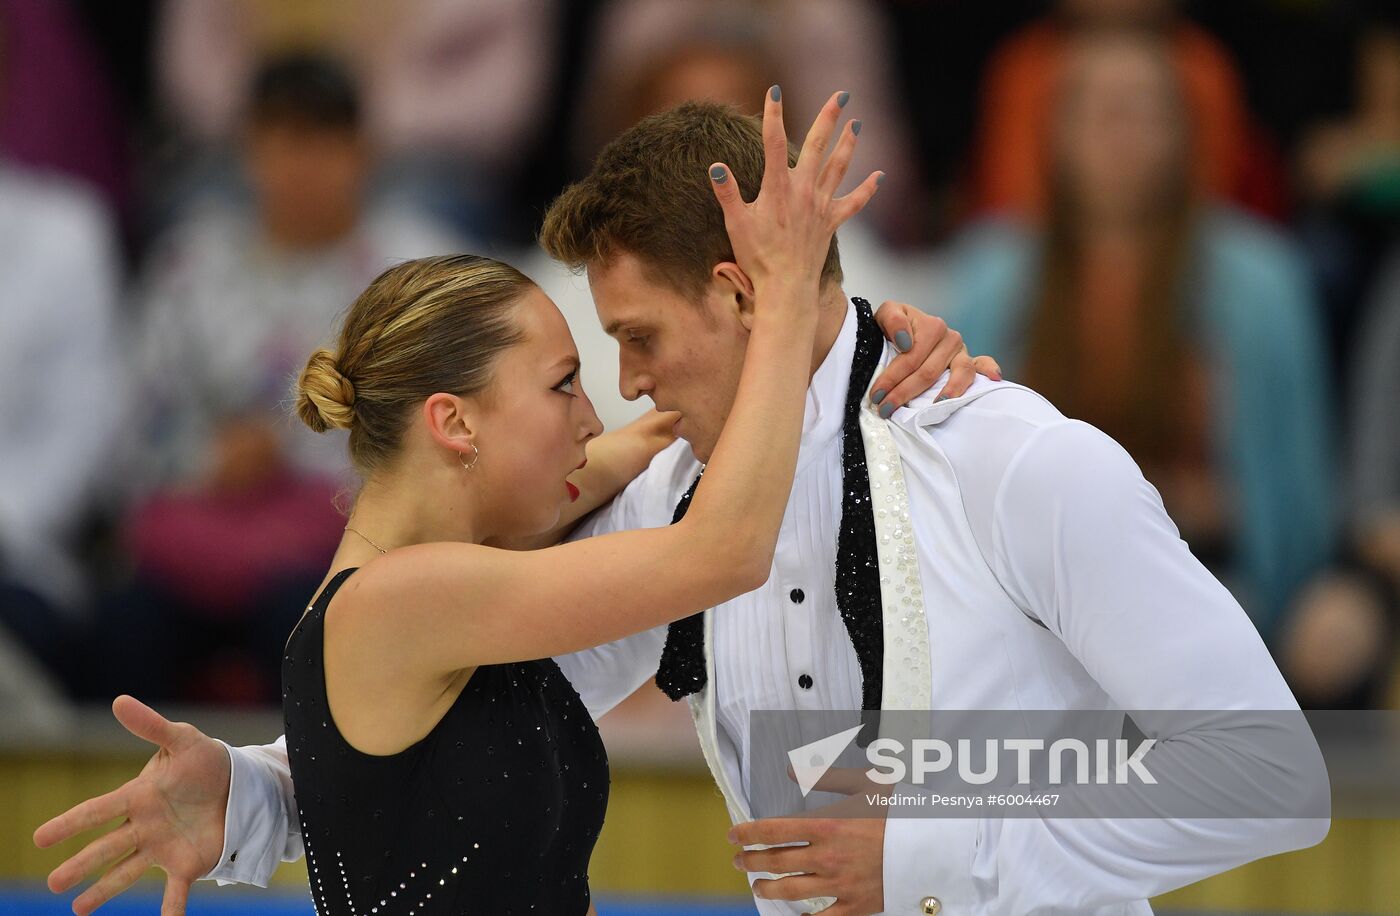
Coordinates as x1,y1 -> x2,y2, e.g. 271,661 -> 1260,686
655,297 -> 886,712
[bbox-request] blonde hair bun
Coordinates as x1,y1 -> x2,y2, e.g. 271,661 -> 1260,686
291,255 -> 531,472
296,348 -> 356,433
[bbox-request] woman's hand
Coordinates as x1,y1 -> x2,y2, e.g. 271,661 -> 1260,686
489,410 -> 679,551
708,86 -> 882,301
575,409 -> 678,499
870,303 -> 1004,415
623,407 -> 683,458
34,696 -> 231,916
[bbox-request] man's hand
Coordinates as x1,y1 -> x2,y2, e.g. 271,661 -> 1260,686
731,764 -> 895,916
731,800 -> 887,916
34,696 -> 231,916
871,303 -> 1002,417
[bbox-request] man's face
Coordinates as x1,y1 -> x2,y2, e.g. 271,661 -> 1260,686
588,252 -> 750,463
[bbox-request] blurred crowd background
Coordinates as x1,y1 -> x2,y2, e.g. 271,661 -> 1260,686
2,0 -> 1399,730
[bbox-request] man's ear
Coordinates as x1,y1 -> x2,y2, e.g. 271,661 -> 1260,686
423,392 -> 478,456
712,261 -> 757,331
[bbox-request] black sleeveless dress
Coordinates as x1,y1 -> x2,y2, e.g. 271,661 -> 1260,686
283,567 -> 609,915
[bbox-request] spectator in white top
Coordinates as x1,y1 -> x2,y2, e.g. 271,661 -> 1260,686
0,159 -> 125,691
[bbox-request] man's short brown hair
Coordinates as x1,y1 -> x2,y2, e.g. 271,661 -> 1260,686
539,100 -> 842,298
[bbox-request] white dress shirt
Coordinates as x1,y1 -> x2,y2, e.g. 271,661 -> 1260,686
211,302 -> 1325,913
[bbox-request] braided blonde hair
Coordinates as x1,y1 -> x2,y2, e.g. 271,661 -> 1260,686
294,254 -> 532,475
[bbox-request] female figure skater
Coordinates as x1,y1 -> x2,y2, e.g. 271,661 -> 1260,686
281,89 -> 875,914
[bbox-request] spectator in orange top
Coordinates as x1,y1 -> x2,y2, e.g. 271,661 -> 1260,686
970,0 -> 1260,219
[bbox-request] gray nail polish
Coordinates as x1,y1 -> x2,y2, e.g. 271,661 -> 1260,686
879,400 -> 896,420
872,388 -> 887,405
894,330 -> 912,353
837,91 -> 850,108
876,172 -> 885,186
770,85 -> 781,102
710,165 -> 727,183
852,120 -> 862,136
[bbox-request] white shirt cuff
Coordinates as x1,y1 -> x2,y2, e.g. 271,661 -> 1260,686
882,809 -> 982,914
200,740 -> 289,887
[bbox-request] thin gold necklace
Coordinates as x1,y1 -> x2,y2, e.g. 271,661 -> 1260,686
343,525 -> 388,554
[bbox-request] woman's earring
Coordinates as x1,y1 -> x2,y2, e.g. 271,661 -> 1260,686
459,443 -> 481,471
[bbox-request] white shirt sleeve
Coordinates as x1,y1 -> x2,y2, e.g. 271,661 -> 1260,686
883,418 -> 1329,914
203,736 -> 301,886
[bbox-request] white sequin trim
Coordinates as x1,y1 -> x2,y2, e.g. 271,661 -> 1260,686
859,399 -> 934,712
300,810 -> 473,915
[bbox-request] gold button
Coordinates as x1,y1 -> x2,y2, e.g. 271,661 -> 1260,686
920,896 -> 942,915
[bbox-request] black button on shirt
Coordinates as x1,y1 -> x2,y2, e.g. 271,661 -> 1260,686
789,588 -> 805,604
798,674 -> 814,690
